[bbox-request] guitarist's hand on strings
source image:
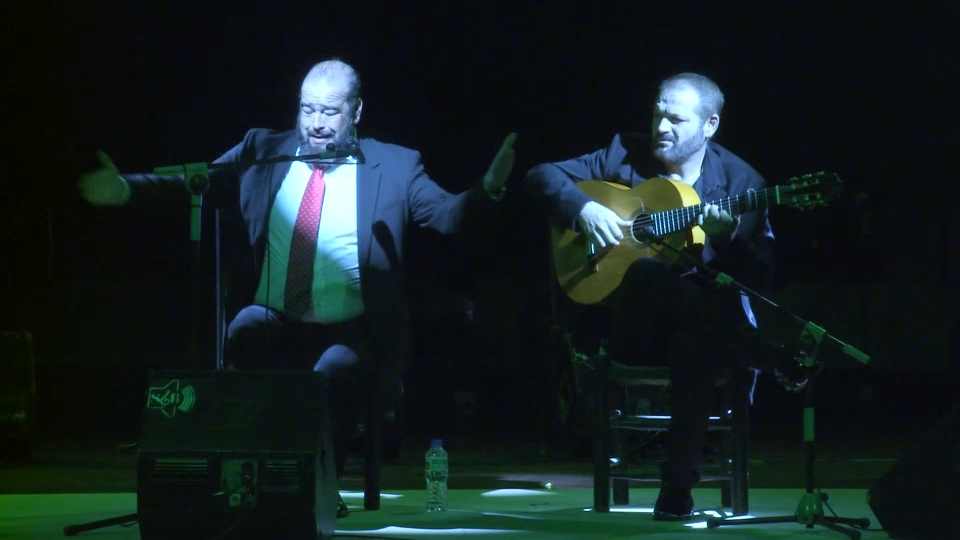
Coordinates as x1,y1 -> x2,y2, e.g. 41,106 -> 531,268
577,201 -> 632,248
697,203 -> 740,241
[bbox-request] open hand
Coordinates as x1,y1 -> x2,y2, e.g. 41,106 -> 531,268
77,150 -> 130,206
482,132 -> 517,193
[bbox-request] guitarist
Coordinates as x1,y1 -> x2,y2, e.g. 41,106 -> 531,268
525,73 -> 780,521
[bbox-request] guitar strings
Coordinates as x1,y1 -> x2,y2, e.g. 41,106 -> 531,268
628,187 -> 773,238
601,175 -> 827,241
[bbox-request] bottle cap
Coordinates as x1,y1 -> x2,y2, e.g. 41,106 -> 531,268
430,439 -> 442,448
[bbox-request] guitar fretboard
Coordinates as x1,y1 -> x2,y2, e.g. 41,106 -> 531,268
632,186 -> 781,237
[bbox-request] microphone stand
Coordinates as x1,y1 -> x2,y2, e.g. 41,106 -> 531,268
62,144 -> 362,538
629,224 -> 870,371
629,225 -> 872,539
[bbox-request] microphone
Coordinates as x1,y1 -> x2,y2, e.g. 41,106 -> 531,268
304,136 -> 363,163
334,136 -> 360,157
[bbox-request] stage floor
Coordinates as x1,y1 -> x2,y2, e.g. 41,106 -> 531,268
1,487 -> 888,539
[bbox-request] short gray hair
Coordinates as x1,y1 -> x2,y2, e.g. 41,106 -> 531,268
302,58 -> 362,112
659,73 -> 725,121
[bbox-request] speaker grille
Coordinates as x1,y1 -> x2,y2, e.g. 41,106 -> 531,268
262,459 -> 303,494
150,458 -> 210,484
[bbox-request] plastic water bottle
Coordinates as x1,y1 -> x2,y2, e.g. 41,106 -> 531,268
425,439 -> 449,512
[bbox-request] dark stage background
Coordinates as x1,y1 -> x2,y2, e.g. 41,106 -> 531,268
2,2 -> 958,444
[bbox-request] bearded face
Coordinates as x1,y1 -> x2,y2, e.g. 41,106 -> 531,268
297,75 -> 361,156
650,85 -> 713,167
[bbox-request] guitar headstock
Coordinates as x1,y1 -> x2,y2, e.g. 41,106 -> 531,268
780,171 -> 842,210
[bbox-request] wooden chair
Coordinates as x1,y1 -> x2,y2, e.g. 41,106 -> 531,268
353,368 -> 383,510
358,371 -> 404,511
591,347 -> 757,516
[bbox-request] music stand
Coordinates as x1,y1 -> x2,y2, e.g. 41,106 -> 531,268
62,142 -> 361,538
629,213 -> 873,539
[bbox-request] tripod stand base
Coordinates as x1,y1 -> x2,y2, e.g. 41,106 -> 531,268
706,492 -> 870,540
63,513 -> 138,536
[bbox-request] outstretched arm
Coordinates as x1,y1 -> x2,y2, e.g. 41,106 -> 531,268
408,133 -> 516,235
77,134 -> 250,209
122,141 -> 246,208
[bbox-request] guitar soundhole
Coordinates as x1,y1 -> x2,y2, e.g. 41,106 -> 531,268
629,213 -> 653,246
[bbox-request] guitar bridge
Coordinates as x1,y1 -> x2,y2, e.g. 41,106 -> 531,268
587,243 -> 599,272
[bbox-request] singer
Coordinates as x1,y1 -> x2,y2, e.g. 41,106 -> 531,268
525,73 -> 793,520
77,58 -> 517,518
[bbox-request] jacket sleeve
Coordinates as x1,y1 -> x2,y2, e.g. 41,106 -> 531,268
122,133 -> 250,209
406,152 -> 498,236
703,173 -> 775,289
524,146 -> 609,230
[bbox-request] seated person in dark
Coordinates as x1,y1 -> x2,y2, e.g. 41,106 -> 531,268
78,58 -> 517,518
525,72 -> 784,520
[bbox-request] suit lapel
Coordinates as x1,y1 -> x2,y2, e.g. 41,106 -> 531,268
264,134 -> 301,216
698,145 -> 725,201
356,141 -> 382,270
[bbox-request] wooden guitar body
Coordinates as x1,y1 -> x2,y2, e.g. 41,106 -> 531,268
551,178 -> 705,305
550,171 -> 839,305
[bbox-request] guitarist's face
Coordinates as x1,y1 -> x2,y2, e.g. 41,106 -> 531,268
651,86 -> 715,165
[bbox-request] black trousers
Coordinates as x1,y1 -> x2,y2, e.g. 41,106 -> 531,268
225,305 -> 374,479
604,259 -> 766,489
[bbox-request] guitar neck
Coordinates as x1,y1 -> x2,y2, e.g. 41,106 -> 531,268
645,186 -> 782,236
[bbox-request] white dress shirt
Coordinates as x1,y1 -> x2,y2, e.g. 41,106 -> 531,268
253,149 -> 364,323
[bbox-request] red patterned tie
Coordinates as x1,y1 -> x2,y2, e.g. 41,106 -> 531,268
284,166 -> 326,319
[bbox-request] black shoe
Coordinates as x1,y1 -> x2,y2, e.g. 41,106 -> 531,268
653,482 -> 694,521
653,485 -> 695,522
337,495 -> 350,518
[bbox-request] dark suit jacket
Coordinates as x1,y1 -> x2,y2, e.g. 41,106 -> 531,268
124,128 -> 494,382
524,132 -> 775,326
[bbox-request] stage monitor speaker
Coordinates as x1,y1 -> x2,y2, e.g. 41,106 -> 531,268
867,400 -> 960,540
136,370 -> 337,539
0,331 -> 37,459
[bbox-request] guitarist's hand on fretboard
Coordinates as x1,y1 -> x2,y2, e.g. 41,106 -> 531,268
697,203 -> 740,241
577,201 -> 632,248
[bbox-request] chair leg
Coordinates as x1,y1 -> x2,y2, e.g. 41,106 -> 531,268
730,369 -> 751,516
721,481 -> 732,508
612,478 -> 630,505
611,428 -> 630,505
363,381 -> 382,511
593,357 -> 611,513
720,387 -> 734,508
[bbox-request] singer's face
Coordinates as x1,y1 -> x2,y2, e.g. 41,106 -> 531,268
297,75 -> 362,155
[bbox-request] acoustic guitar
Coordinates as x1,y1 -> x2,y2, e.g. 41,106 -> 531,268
551,172 -> 842,305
